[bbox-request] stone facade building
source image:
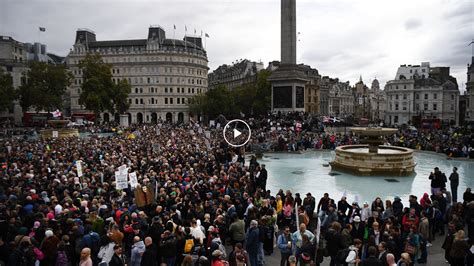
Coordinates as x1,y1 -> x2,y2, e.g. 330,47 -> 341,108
328,79 -> 354,118
67,26 -> 209,124
0,36 -> 64,125
208,59 -> 264,90
385,63 -> 460,126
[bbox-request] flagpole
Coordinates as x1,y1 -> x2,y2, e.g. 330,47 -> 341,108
184,26 -> 187,51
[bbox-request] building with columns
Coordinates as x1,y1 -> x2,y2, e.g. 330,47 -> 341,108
67,26 -> 209,124
385,63 -> 460,126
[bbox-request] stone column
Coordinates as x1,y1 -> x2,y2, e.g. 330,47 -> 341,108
281,0 -> 297,65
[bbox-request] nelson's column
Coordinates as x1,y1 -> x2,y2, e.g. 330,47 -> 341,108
269,0 -> 308,112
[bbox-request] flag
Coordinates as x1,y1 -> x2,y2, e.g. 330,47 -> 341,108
185,26 -> 187,31
201,30 -> 203,37
39,27 -> 46,32
194,28 -> 196,34
173,24 -> 176,30
205,33 -> 209,38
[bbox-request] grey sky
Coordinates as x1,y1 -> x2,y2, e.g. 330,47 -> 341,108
1,0 -> 472,92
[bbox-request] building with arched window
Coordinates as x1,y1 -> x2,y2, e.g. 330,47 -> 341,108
67,26 -> 209,124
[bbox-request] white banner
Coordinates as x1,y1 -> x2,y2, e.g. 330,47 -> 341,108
209,120 -> 215,127
52,131 -> 59,138
205,131 -> 211,139
115,170 -> 128,190
129,172 -> 138,189
76,160 -> 83,177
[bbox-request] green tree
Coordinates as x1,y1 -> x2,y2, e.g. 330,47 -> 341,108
189,85 -> 237,119
0,69 -> 16,112
233,84 -> 256,116
18,61 -> 72,112
78,53 -> 115,116
113,79 -> 131,114
252,69 -> 272,115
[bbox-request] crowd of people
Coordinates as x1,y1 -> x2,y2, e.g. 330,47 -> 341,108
0,114 -> 473,266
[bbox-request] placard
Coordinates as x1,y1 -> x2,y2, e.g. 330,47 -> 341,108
152,143 -> 160,153
52,131 -> 59,138
209,120 -> 215,127
205,131 -> 211,139
115,170 -> 128,190
76,160 -> 83,177
129,172 -> 138,189
216,123 -> 221,129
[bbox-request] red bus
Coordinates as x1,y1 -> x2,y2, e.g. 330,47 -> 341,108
421,118 -> 441,129
23,112 -> 54,127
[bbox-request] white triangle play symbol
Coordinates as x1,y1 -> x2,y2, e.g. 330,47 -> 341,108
233,128 -> 242,138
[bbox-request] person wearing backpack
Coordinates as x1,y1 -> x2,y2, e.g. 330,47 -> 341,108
55,241 -> 71,266
345,239 -> 363,266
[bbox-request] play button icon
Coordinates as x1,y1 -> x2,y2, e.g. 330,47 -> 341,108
233,128 -> 242,138
223,119 -> 251,147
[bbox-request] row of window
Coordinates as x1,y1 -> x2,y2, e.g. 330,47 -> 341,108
102,76 -> 207,86
70,56 -> 207,68
132,87 -> 203,94
129,97 -> 190,105
389,93 -> 456,100
390,103 -> 454,111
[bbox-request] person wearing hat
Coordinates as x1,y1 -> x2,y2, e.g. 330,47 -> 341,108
350,216 -> 365,241
211,249 -> 228,266
41,229 -> 60,266
449,167 -> 459,202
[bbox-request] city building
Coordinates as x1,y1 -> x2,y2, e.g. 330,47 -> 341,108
395,62 -> 430,80
208,59 -> 264,90
328,79 -> 354,118
66,26 -> 209,124
385,63 -> 460,126
369,78 -> 386,122
0,36 -> 64,125
466,57 -> 474,122
353,76 -> 371,120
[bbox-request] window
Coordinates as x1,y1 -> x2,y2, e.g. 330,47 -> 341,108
140,88 -> 143,93
188,88 -> 191,93
140,99 -> 144,104
415,104 -> 420,111
403,94 -> 407,100
396,85 -> 399,90
192,88 -> 195,94
433,103 -> 437,111
170,88 -> 173,93
182,98 -> 185,104
422,69 -> 425,73
424,94 -> 428,100
433,93 -> 437,99
451,94 -> 455,100
147,78 -> 150,84
403,106 -> 407,111
170,98 -> 173,104
135,99 -> 138,104
424,103 -> 428,110
394,116 -> 399,123
395,103 -> 399,110
416,94 -> 419,100
165,98 -> 168,104
403,85 -> 407,89
451,104 -> 454,111
177,98 -> 180,104
135,88 -> 138,94
395,94 -> 399,100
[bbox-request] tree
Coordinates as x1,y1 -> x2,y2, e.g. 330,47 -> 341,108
78,53 -> 115,116
189,85 -> 236,119
18,61 -> 72,112
252,69 -> 272,115
0,69 -> 16,112
113,79 -> 131,114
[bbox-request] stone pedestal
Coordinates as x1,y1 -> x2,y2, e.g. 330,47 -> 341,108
120,114 -> 129,127
269,64 -> 308,112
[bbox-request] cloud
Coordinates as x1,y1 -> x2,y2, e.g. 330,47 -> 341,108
0,0 -> 471,92
404,18 -> 423,30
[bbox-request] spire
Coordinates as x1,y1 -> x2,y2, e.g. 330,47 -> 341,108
359,75 -> 363,83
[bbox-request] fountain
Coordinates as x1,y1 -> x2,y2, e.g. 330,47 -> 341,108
330,127 -> 416,176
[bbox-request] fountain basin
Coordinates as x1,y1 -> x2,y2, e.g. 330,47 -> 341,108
330,145 -> 416,176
